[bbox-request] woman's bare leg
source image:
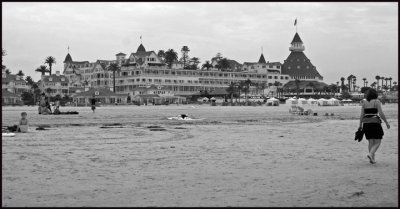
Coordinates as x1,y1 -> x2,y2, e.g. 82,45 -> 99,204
368,139 -> 373,153
370,139 -> 381,162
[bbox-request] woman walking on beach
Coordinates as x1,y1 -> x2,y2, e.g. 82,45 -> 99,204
359,88 -> 390,164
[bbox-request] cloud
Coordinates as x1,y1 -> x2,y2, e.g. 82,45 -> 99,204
2,2 -> 397,84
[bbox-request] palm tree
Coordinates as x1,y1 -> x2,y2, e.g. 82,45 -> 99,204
370,82 -> 376,89
202,61 -> 213,71
347,75 -> 353,92
352,77 -> 357,92
107,63 -> 121,93
165,49 -> 178,69
188,57 -> 200,70
45,56 -> 56,75
384,78 -> 389,90
5,69 -> 11,74
16,70 -> 24,78
25,76 -> 34,86
362,78 -> 366,87
389,77 -> 392,90
218,58 -> 230,71
181,46 -> 190,69
380,76 -> 385,90
157,50 -> 166,61
365,81 -> 368,88
258,82 -> 267,96
375,75 -> 380,90
226,82 -> 237,104
340,77 -> 345,93
35,65 -> 49,76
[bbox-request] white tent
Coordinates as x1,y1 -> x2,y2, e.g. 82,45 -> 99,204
307,98 -> 318,105
328,98 -> 340,106
298,98 -> 308,105
202,97 -> 209,102
342,99 -> 352,102
267,97 -> 280,106
286,97 -> 298,105
318,98 -> 329,106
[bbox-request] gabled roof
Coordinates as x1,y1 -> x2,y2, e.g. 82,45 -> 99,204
41,74 -> 69,83
137,44 -> 146,53
281,51 -> 323,79
116,52 -> 126,56
64,53 -> 73,63
258,54 -> 267,64
291,33 -> 303,44
227,59 -> 242,67
2,89 -> 20,98
73,87 -> 121,97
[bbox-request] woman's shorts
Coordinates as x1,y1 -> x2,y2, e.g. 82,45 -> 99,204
362,123 -> 384,139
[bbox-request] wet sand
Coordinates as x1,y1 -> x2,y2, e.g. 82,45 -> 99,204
2,104 -> 398,207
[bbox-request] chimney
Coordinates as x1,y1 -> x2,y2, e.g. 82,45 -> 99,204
56,71 -> 60,76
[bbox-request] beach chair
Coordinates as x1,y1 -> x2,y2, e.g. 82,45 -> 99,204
289,105 -> 298,114
297,106 -> 305,115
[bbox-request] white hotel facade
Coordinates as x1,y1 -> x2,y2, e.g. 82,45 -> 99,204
61,32 -> 322,98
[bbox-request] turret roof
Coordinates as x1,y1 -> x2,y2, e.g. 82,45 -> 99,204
64,53 -> 73,63
137,44 -> 146,53
291,33 -> 303,44
281,51 -> 323,79
258,54 -> 267,64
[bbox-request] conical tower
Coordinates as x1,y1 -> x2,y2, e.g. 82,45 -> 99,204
281,32 -> 323,81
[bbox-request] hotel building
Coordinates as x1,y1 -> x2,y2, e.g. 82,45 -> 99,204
62,32 -> 324,99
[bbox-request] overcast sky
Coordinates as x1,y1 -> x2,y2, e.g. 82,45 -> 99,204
2,2 -> 398,85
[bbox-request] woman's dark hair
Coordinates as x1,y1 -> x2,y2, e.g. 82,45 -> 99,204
365,88 -> 378,102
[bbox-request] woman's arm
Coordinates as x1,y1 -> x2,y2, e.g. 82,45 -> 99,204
359,101 -> 364,128
377,101 -> 390,128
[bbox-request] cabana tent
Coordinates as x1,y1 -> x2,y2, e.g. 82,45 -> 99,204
307,98 -> 318,105
266,97 -> 280,106
285,97 -> 298,105
297,98 -> 308,105
328,98 -> 340,106
318,98 -> 329,106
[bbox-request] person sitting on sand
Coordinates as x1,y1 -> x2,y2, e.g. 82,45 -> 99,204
180,114 -> 188,119
53,98 -> 61,114
359,88 -> 390,164
45,95 -> 52,113
18,112 -> 29,133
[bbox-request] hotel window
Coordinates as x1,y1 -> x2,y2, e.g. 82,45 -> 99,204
269,65 -> 273,68
262,75 -> 266,78
280,76 -> 283,79
285,77 -> 289,80
268,76 -> 272,79
148,79 -> 152,82
274,76 -> 278,79
142,79 -> 145,82
262,65 -> 266,68
277,66 -> 280,69
251,66 -> 254,69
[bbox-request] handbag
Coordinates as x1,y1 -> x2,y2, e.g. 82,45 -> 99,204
355,128 -> 364,142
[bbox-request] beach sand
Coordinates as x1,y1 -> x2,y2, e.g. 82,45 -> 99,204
2,104 -> 398,207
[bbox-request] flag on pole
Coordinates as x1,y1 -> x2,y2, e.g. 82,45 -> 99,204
294,18 -> 297,26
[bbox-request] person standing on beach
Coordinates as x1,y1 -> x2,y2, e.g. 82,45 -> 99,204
91,95 -> 96,113
359,88 -> 390,164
